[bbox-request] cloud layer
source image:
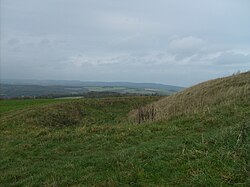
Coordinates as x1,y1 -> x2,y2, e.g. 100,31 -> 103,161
1,0 -> 250,86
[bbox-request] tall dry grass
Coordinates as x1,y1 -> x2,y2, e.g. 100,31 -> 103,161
129,72 -> 250,123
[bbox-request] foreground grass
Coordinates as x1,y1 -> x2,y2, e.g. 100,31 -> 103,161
0,96 -> 249,186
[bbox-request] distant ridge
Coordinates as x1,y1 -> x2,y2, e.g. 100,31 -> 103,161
1,79 -> 184,91
0,79 -> 184,98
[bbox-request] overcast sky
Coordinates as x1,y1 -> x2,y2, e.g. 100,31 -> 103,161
1,0 -> 250,86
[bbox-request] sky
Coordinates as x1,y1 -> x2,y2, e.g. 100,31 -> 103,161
1,0 -> 250,86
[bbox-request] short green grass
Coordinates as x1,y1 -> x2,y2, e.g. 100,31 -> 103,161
0,96 -> 249,186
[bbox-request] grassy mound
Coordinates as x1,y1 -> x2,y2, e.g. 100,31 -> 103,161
130,72 -> 250,123
25,102 -> 85,128
0,96 -> 160,128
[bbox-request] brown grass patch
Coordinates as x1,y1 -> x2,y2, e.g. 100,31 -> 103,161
129,72 -> 250,123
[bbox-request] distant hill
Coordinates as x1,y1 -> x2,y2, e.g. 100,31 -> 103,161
130,71 -> 250,122
1,79 -> 184,91
0,79 -> 184,98
0,84 -> 88,98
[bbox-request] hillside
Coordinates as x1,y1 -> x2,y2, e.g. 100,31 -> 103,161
0,73 -> 249,186
130,72 -> 250,123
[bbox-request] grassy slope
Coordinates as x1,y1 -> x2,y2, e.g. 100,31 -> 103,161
0,74 -> 250,186
0,99 -> 73,114
130,72 -> 250,122
155,72 -> 250,119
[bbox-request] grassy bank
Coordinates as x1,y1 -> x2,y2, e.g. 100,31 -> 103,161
0,99 -> 70,115
1,96 -> 249,186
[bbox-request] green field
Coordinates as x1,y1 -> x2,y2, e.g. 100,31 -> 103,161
0,73 -> 249,186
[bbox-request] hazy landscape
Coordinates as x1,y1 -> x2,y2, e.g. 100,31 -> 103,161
0,79 -> 183,98
1,0 -> 250,186
1,72 -> 249,186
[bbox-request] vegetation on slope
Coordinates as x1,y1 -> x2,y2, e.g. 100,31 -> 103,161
130,72 -> 250,123
0,73 -> 249,186
0,99 -> 73,115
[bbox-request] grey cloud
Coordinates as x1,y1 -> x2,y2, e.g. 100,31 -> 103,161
168,36 -> 205,57
7,38 -> 20,46
1,0 -> 250,86
215,51 -> 250,66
